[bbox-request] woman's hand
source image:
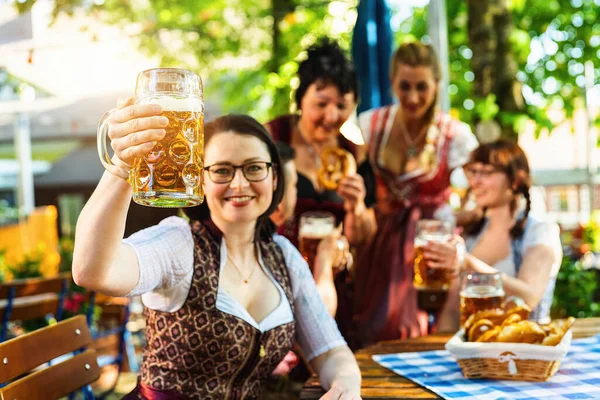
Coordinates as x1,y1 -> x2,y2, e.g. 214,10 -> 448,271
316,226 -> 352,275
271,351 -> 299,376
106,97 -> 168,167
422,235 -> 465,278
320,384 -> 362,400
338,173 -> 367,215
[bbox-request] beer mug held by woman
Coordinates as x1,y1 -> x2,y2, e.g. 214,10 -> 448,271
414,220 -> 461,290
97,68 -> 204,208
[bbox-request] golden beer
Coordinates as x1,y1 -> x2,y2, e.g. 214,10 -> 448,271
130,105 -> 204,207
413,245 -> 452,289
299,211 -> 335,272
97,68 -> 204,208
459,284 -> 505,326
300,235 -> 327,273
412,220 -> 453,290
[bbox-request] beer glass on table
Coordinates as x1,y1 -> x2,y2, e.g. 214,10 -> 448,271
97,68 -> 204,208
299,211 -> 335,272
459,271 -> 505,326
413,219 -> 454,290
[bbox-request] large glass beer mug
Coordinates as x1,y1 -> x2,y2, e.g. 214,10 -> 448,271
299,211 -> 335,272
413,219 -> 453,290
97,68 -> 204,208
459,271 -> 505,326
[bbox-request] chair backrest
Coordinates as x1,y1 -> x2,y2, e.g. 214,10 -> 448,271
0,315 -> 100,399
0,272 -> 72,341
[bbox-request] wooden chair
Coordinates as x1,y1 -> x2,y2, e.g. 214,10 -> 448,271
0,272 -> 72,342
0,315 -> 100,399
89,294 -> 137,398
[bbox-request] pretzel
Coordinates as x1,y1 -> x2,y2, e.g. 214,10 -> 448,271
503,304 -> 531,321
496,320 -> 546,344
464,308 -> 505,332
501,313 -> 522,327
468,319 -> 496,342
317,148 -> 357,190
476,326 -> 501,343
463,304 -> 573,346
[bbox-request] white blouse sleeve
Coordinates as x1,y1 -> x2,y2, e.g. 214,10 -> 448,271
522,217 -> 563,276
122,216 -> 194,300
448,121 -> 478,170
273,235 -> 347,361
358,108 -> 376,146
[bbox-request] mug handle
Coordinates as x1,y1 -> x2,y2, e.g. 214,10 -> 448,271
97,109 -> 131,180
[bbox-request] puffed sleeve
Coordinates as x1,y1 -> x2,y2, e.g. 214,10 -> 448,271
358,108 -> 377,146
122,216 -> 194,297
273,235 -> 347,361
522,217 -> 563,276
448,120 -> 478,170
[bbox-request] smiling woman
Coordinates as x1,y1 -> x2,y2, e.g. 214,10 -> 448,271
352,41 -> 478,349
72,106 -> 362,399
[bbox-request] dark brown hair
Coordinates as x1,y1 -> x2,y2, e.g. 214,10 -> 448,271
182,114 -> 284,241
295,38 -> 359,110
390,42 -> 441,123
464,139 -> 532,238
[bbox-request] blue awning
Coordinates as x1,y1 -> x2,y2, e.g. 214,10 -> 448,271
352,0 -> 394,114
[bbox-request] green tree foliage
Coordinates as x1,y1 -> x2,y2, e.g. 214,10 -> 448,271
12,0 -> 358,122
395,0 -> 599,137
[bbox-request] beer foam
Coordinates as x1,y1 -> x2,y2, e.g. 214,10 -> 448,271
415,232 -> 451,246
460,285 -> 505,298
299,223 -> 334,238
139,97 -> 204,112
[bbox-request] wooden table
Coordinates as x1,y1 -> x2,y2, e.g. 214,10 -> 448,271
300,317 -> 600,399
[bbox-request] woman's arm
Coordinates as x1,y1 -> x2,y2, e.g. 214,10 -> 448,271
73,171 -> 140,296
343,202 -> 377,246
73,97 -> 167,296
465,245 -> 556,309
310,345 -> 362,399
338,173 -> 376,246
274,235 -> 361,398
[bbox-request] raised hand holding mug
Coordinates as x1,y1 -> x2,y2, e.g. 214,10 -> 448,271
97,68 -> 204,208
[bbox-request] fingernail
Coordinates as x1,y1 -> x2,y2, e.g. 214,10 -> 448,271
146,142 -> 156,148
159,117 -> 169,126
152,104 -> 162,113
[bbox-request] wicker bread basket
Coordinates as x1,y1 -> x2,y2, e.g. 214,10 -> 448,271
445,329 -> 572,382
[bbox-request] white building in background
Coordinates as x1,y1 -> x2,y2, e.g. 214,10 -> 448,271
0,2 -> 219,207
519,107 -> 600,229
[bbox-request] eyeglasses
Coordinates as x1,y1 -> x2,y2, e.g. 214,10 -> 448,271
204,161 -> 273,184
463,165 -> 501,179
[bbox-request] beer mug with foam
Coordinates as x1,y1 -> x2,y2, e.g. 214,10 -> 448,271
413,219 -> 453,290
299,211 -> 335,272
459,271 -> 505,326
97,68 -> 204,207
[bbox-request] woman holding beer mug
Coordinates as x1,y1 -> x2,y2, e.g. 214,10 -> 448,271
437,139 -> 562,331
352,41 -> 478,348
73,104 -> 361,398
265,38 -> 374,247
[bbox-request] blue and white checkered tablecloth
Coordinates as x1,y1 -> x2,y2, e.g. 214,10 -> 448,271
373,334 -> 600,400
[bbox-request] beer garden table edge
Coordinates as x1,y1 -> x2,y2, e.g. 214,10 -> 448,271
299,317 -> 600,400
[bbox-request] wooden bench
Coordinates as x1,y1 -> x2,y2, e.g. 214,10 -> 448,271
0,272 -> 72,342
0,315 -> 100,399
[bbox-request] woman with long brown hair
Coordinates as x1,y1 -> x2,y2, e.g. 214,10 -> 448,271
436,139 -> 562,331
74,103 -> 362,399
353,41 -> 478,348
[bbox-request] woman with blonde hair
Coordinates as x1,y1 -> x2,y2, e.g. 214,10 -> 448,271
353,42 -> 478,348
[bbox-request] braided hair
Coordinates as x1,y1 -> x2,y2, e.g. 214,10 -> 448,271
295,38 -> 359,110
463,139 -> 532,239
